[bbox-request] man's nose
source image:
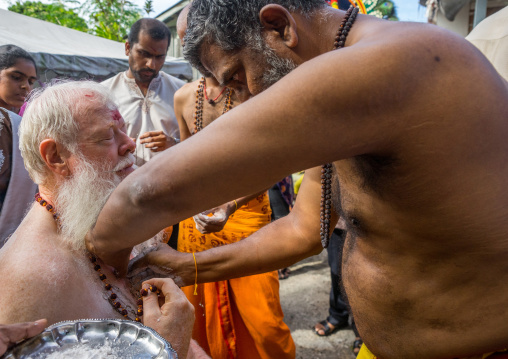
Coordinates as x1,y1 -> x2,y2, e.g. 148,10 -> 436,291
120,132 -> 136,155
146,57 -> 156,70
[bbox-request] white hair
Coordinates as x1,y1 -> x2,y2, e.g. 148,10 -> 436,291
19,80 -> 116,185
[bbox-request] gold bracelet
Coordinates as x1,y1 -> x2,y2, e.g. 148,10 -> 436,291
233,199 -> 238,212
192,252 -> 198,295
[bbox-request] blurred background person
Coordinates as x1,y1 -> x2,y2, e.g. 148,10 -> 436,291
0,44 -> 38,246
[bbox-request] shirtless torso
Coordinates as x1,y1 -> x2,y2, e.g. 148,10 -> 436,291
0,205 -> 136,325
88,7 -> 508,359
174,77 -> 238,140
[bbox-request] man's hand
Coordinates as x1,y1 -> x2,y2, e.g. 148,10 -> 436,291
0,319 -> 47,355
142,278 -> 195,359
139,131 -> 178,152
193,201 -> 236,234
128,244 -> 192,287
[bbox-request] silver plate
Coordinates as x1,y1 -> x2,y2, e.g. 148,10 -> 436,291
1,319 -> 178,359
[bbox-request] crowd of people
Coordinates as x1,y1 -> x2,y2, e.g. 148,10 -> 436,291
0,1 -> 507,359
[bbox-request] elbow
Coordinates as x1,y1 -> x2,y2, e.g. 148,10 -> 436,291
126,169 -> 178,216
127,173 -> 159,209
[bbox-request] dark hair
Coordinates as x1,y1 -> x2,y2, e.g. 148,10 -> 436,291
0,44 -> 37,72
184,0 -> 327,73
128,18 -> 171,49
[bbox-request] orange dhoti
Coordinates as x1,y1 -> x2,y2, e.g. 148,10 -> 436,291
178,192 -> 295,359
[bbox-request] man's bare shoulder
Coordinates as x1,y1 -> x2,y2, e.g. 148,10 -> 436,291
174,80 -> 199,104
0,234 -> 77,323
352,18 -> 490,79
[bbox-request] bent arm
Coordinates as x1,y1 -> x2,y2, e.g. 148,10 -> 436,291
194,167 -> 333,282
88,27 -> 455,271
132,167 -> 336,285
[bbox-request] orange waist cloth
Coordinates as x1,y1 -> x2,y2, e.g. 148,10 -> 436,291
178,193 -> 295,359
178,192 -> 272,253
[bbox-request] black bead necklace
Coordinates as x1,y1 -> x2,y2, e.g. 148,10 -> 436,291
320,6 -> 360,248
194,77 -> 233,134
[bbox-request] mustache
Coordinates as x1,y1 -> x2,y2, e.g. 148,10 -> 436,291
109,152 -> 135,172
139,68 -> 156,75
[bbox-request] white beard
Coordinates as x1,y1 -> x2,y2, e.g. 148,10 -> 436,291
55,153 -> 135,252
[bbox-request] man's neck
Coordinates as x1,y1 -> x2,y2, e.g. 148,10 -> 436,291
126,69 -> 151,97
38,186 -> 57,208
292,7 -> 356,61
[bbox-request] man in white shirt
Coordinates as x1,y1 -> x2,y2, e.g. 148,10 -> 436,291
466,6 -> 508,80
102,19 -> 185,166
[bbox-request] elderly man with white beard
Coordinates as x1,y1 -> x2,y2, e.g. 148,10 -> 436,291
0,81 -> 208,359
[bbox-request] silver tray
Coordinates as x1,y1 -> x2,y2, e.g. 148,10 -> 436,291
1,319 -> 178,359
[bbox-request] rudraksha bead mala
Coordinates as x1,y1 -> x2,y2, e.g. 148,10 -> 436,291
194,77 -> 232,133
320,5 -> 360,248
35,193 -> 160,322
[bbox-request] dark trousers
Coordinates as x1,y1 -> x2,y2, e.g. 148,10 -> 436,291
328,228 -> 359,336
268,184 -> 290,221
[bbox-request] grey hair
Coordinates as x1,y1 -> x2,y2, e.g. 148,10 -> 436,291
19,80 -> 116,185
183,0 -> 327,73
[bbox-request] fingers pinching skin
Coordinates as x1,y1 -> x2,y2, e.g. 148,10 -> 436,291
0,319 -> 47,355
141,278 -> 194,359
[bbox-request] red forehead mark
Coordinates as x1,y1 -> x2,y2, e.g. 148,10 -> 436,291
112,110 -> 122,122
85,94 -> 93,97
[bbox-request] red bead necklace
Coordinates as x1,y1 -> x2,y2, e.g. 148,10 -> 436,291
203,78 -> 228,105
35,192 -> 158,322
193,77 -> 232,133
320,6 -> 359,248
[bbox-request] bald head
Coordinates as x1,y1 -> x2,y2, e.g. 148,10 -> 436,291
177,4 -> 191,43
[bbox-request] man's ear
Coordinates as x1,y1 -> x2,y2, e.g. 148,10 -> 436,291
125,41 -> 131,56
39,139 -> 70,178
259,4 -> 298,48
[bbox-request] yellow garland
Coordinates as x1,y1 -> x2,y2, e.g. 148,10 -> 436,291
356,0 -> 367,14
192,252 -> 198,295
348,0 -> 367,14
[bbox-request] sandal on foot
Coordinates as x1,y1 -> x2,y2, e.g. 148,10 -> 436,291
278,268 -> 291,280
353,337 -> 363,355
313,320 -> 338,336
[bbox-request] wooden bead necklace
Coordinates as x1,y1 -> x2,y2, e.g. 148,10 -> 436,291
193,77 -> 232,134
35,192 -> 159,322
320,5 -> 359,248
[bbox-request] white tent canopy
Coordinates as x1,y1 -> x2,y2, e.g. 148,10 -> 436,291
0,9 -> 193,82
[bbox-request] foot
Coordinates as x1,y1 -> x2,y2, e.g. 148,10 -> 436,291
353,337 -> 363,356
313,320 -> 338,336
278,267 -> 291,280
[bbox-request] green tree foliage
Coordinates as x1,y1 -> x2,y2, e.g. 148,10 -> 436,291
72,0 -> 142,42
143,0 -> 153,15
8,1 -> 89,32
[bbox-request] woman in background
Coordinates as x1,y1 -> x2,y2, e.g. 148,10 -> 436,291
0,44 -> 38,245
0,44 -> 37,114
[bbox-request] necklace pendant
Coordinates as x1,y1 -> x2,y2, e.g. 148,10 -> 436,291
208,99 -> 215,105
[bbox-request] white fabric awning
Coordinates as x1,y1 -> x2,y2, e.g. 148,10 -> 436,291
0,9 -> 193,82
